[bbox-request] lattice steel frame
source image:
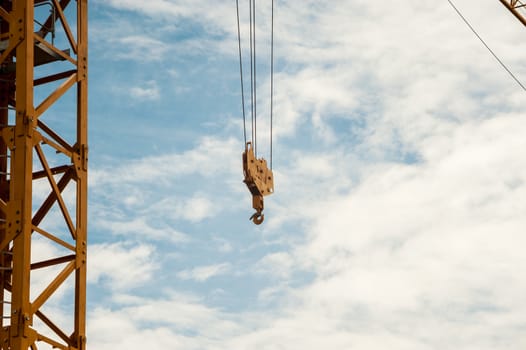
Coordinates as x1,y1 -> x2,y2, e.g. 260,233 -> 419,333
499,0 -> 526,26
0,0 -> 87,349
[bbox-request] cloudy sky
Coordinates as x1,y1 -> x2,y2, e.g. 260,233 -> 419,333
82,0 -> 526,348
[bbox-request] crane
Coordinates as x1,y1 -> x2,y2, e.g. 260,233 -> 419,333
0,1 -> 87,349
0,0 -> 517,349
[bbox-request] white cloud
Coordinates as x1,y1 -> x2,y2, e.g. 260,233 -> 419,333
129,80 -> 160,100
98,0 -> 233,31
90,16 -> 172,62
255,252 -> 295,279
175,193 -> 216,222
97,217 -> 188,243
88,242 -> 159,290
213,237 -> 234,253
89,136 -> 243,230
88,293 -> 244,349
91,136 -> 239,186
177,263 -> 231,282
274,112 -> 526,349
118,35 -> 169,61
82,1 -> 526,349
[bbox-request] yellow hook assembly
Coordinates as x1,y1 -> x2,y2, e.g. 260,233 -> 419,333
242,142 -> 274,225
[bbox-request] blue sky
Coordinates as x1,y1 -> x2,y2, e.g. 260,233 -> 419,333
72,0 -> 526,349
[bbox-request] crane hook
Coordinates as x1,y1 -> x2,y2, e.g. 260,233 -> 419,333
242,142 -> 274,225
250,210 -> 264,225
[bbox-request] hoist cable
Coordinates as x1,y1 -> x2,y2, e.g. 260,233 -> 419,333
249,0 -> 255,147
447,0 -> 526,91
238,0 -> 275,164
236,0 -> 247,144
252,0 -> 258,156
270,0 -> 274,169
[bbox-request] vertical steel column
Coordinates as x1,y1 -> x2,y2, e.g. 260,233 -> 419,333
75,1 -> 88,349
0,0 -> 11,338
10,1 -> 36,349
9,0 -> 35,348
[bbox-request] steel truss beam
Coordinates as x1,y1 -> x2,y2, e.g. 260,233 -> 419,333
499,0 -> 526,26
0,1 -> 87,349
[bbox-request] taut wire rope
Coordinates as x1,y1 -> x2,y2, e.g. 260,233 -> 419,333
249,0 -> 255,149
236,0 -> 247,144
252,0 -> 258,156
236,0 -> 275,162
270,0 -> 274,169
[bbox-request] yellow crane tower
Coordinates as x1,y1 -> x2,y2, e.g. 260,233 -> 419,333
0,1 -> 87,349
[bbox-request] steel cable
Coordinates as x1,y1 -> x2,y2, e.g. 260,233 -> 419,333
249,0 -> 255,148
270,0 -> 274,169
252,0 -> 258,156
236,0 -> 247,144
238,0 -> 275,163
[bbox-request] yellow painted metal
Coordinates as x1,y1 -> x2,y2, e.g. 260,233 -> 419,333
10,2 -> 37,349
242,142 -> 274,225
499,0 -> 526,26
0,0 -> 88,349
